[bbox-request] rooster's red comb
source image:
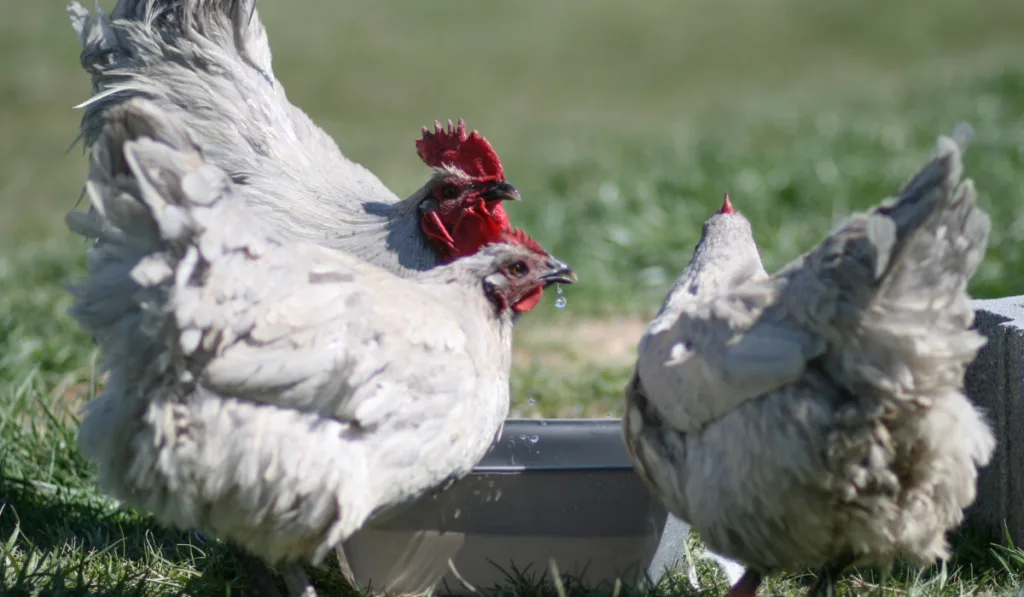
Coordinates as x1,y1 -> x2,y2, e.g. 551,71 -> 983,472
416,119 -> 505,181
501,227 -> 548,256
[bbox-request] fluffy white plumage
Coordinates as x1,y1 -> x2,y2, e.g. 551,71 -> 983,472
624,131 -> 995,596
66,99 -> 574,591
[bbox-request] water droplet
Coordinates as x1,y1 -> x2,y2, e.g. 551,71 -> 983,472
529,435 -> 539,444
555,296 -> 567,309
528,397 -> 536,406
556,285 -> 564,295
519,434 -> 526,441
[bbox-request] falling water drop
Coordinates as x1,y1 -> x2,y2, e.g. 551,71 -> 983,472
528,397 -> 537,406
554,284 -> 567,309
529,435 -> 539,444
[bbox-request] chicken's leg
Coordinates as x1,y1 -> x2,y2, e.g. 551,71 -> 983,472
232,546 -> 284,597
281,563 -> 319,597
807,569 -> 838,597
807,554 -> 854,597
725,569 -> 762,597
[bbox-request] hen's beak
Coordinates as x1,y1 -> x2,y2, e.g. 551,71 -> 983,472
481,181 -> 521,202
538,258 -> 578,286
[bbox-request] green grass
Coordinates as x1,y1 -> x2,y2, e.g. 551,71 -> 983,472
3,0 -> 1024,594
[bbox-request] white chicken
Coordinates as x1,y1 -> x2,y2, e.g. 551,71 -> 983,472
624,131 -> 994,597
69,0 -> 523,275
66,99 -> 577,597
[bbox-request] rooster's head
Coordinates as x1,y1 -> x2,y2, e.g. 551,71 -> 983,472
415,119 -> 519,262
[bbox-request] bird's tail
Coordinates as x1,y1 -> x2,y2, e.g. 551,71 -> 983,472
801,128 -> 990,402
67,0 -> 391,251
799,130 -> 995,562
69,0 -> 276,156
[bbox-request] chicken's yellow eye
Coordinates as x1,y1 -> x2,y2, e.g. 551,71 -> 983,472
508,261 -> 528,278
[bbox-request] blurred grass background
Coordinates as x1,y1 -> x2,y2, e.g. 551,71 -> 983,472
1,0 -> 1024,593
5,0 -> 1024,420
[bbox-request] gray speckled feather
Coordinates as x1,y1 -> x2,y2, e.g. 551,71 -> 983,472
67,99 -> 527,567
69,0 -> 438,277
625,132 -> 995,580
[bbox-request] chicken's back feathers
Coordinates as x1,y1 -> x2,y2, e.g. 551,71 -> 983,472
67,99 -> 513,566
70,0 -> 440,275
627,131 -> 995,574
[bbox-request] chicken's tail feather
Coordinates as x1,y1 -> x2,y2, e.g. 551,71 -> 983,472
818,131 -> 995,557
794,130 -> 995,565
69,0 -> 272,151
70,0 -> 268,86
802,130 -> 989,402
67,0 -> 398,253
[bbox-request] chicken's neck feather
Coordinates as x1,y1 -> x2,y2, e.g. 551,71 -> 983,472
654,214 -> 766,325
236,173 -> 439,277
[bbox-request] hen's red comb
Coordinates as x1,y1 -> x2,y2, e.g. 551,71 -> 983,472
719,193 -> 735,214
416,119 -> 505,181
501,228 -> 548,256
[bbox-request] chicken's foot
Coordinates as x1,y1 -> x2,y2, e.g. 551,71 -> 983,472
282,563 -> 319,597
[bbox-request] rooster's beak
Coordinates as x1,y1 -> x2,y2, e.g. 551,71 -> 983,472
481,181 -> 521,202
538,258 -> 577,286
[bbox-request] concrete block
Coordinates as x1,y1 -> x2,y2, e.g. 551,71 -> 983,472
965,297 -> 1024,546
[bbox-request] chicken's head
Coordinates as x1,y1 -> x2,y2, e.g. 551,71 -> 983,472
416,119 -> 519,262
477,229 -> 577,315
687,193 -> 765,292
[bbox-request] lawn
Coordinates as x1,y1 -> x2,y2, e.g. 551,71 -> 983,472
2,0 -> 1024,594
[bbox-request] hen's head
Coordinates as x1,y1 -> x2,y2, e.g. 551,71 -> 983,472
700,193 -> 753,241
689,193 -> 765,290
416,120 -> 519,262
470,229 -> 577,315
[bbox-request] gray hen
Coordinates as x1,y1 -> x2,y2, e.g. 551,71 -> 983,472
624,132 -> 994,597
66,99 -> 576,597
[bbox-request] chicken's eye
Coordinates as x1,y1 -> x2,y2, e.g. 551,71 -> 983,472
507,261 -> 528,278
439,184 -> 460,200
